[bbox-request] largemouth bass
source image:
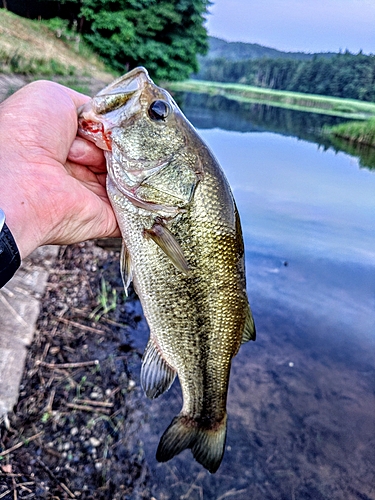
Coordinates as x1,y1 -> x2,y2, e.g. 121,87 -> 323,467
78,67 -> 255,473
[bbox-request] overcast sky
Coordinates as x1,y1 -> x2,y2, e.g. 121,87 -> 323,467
205,0 -> 375,54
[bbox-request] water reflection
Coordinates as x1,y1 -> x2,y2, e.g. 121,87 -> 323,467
329,135 -> 375,170
174,91 -> 375,170
134,98 -> 375,499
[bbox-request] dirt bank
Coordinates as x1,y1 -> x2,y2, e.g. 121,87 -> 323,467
0,241 -> 152,499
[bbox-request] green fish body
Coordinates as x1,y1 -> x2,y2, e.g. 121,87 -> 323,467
78,67 -> 255,473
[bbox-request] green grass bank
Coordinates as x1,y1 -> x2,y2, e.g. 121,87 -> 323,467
0,8 -> 114,87
167,80 -> 375,120
326,118 -> 375,148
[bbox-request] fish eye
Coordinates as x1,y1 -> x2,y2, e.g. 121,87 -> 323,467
148,100 -> 170,121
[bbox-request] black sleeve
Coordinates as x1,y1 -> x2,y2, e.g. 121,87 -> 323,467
0,217 -> 21,288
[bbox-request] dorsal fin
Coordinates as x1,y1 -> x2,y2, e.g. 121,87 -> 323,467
141,338 -> 177,399
242,305 -> 256,343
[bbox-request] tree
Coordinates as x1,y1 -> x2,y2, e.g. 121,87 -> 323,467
196,52 -> 375,102
6,0 -> 210,81
81,0 -> 209,81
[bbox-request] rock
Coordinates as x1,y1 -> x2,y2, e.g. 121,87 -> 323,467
89,437 -> 101,448
0,246 -> 58,417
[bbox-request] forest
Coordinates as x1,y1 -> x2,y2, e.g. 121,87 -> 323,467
3,0 -> 210,81
196,52 -> 375,102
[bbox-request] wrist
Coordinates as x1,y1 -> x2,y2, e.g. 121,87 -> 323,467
0,208 -> 21,287
0,195 -> 46,260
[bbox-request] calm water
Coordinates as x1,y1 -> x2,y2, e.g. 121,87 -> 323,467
132,98 -> 375,499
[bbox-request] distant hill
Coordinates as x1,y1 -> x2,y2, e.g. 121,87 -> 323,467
203,37 -> 337,61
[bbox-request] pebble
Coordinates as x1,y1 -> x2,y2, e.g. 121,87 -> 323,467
89,437 -> 101,448
128,380 -> 136,390
70,427 -> 79,436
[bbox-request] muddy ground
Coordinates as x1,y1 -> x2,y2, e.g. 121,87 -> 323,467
0,241 -> 154,499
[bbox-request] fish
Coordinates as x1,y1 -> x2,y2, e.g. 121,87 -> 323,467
77,67 -> 256,473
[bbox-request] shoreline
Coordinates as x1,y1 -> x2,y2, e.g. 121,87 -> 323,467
166,79 -> 375,120
324,117 -> 375,148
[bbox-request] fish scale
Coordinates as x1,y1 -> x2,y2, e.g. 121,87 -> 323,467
78,66 -> 256,473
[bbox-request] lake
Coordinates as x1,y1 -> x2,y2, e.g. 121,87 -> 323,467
132,95 -> 375,499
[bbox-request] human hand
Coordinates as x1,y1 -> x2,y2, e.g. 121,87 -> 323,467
0,80 -> 120,259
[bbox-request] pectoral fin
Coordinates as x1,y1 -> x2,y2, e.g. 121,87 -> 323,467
141,338 -> 177,399
120,242 -> 133,296
144,222 -> 190,276
242,305 -> 256,343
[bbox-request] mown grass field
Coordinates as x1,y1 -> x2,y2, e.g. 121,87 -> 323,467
167,79 -> 375,120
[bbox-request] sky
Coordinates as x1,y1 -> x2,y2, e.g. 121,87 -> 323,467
205,0 -> 375,54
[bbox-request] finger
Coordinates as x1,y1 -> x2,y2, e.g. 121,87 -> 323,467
94,171 -> 108,188
63,86 -> 91,108
2,81 -> 88,163
68,137 -> 106,169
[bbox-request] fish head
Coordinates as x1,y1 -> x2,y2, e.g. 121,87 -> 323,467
78,66 -> 189,163
78,67 -> 201,213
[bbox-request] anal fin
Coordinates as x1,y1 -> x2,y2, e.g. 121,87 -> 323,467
242,304 -> 256,343
141,338 -> 176,399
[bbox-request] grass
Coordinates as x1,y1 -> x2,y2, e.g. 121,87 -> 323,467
89,277 -> 119,322
324,118 -> 375,168
0,8 -> 114,82
167,79 -> 375,120
325,118 -> 375,147
0,49 -> 76,76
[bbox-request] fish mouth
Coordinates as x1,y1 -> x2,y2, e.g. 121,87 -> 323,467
96,67 -> 152,98
77,67 -> 153,149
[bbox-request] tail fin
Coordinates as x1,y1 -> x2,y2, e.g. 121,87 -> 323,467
156,414 -> 227,473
